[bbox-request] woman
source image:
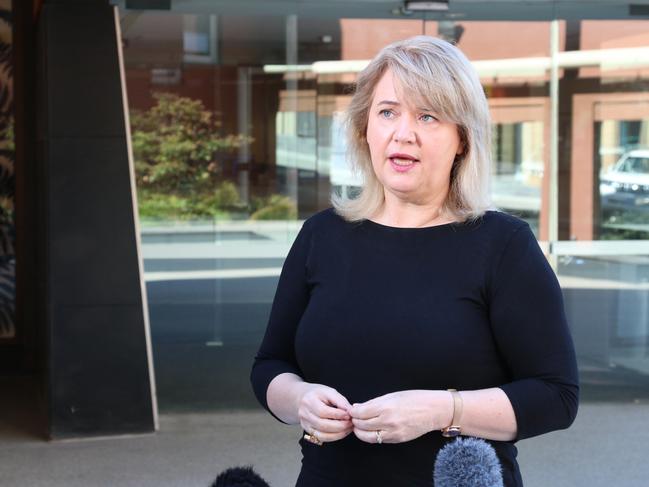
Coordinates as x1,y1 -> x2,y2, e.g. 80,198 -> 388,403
250,36 -> 578,486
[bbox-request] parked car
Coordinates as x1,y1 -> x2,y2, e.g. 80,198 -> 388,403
600,150 -> 649,217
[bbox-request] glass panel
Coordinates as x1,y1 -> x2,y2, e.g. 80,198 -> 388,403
555,243 -> 649,401
121,8 -> 300,410
314,19 -> 554,237
549,5 -> 649,403
119,0 -> 649,412
117,3 -> 649,486
121,7 -> 432,411
552,14 -> 649,241
443,19 -> 557,237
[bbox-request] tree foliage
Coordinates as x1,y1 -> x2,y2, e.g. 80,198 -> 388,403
131,92 -> 300,221
130,92 -> 251,219
250,194 -> 297,220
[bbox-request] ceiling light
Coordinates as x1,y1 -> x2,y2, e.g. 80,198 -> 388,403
404,1 -> 449,11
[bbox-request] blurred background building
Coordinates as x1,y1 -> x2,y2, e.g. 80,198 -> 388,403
118,0 -> 649,413
2,0 -> 649,484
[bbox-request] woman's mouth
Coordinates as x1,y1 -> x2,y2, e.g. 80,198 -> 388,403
389,154 -> 419,172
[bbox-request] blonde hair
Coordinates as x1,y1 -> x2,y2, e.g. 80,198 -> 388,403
332,35 -> 493,222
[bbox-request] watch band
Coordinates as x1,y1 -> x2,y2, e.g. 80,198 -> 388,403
441,389 -> 463,438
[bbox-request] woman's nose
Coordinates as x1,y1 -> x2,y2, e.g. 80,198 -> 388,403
393,117 -> 416,144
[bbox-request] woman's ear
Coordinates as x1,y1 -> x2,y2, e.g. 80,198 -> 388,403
457,128 -> 468,155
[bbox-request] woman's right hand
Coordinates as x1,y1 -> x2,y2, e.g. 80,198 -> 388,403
297,383 -> 354,443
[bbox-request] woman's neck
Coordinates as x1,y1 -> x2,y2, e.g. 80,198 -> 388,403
371,193 -> 455,228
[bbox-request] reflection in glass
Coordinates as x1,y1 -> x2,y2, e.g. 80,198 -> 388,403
566,19 -> 649,241
598,126 -> 649,239
559,252 -> 649,400
119,6 -> 649,412
492,121 -> 544,236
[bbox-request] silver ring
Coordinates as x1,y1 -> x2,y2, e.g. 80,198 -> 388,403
376,430 -> 383,444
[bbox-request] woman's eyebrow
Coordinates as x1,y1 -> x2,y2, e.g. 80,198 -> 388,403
376,100 -> 434,113
376,100 -> 400,106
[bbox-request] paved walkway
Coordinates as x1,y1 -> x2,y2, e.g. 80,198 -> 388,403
1,403 -> 647,486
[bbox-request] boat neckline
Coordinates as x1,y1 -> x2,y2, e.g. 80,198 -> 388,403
363,217 -> 464,231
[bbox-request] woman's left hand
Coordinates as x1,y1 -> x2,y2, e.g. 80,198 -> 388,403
349,390 -> 453,444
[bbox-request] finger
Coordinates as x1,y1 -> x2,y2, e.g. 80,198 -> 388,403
350,400 -> 381,419
300,413 -> 352,435
300,420 -> 314,436
305,426 -> 353,444
353,427 -> 387,444
310,397 -> 351,421
305,410 -> 352,434
315,404 -> 351,421
351,416 -> 382,431
328,427 -> 354,441
319,390 -> 353,417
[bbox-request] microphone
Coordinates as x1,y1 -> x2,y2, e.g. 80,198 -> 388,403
433,437 -> 504,487
211,466 -> 271,487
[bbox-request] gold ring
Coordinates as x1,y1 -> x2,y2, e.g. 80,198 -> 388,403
376,430 -> 383,444
303,431 -> 323,446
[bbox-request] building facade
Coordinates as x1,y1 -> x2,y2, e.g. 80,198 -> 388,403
3,0 -> 649,454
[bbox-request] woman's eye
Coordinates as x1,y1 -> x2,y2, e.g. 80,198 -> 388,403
379,109 -> 394,119
420,114 -> 437,122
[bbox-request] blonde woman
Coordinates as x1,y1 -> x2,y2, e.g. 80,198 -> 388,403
251,36 -> 578,486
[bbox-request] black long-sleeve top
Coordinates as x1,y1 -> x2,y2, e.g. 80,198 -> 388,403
251,208 -> 579,487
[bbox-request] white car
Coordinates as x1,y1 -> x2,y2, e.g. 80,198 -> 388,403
600,150 -> 649,214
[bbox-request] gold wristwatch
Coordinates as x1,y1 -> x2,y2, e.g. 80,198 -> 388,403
441,389 -> 463,438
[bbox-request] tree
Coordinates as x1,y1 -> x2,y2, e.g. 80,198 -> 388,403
130,92 -> 251,220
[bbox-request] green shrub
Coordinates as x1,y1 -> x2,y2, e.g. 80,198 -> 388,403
131,92 -> 251,219
250,195 -> 297,220
138,192 -> 191,221
139,181 -> 242,221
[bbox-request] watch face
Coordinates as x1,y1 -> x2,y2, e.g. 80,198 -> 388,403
442,427 -> 461,438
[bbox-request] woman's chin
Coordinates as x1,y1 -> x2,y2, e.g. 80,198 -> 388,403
383,184 -> 422,200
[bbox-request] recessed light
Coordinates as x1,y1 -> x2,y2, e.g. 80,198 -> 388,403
405,1 -> 450,12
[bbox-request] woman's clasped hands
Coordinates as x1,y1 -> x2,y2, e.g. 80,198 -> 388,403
297,383 -> 354,444
298,385 -> 452,446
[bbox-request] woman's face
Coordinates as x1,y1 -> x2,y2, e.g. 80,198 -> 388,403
366,69 -> 463,206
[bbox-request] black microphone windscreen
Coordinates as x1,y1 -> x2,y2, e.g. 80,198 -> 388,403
211,465 -> 271,487
433,437 -> 504,487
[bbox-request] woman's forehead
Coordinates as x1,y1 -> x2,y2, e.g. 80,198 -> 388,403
372,69 -> 449,115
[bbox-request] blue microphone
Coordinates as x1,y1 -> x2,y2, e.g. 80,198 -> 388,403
433,437 -> 504,487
